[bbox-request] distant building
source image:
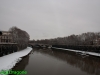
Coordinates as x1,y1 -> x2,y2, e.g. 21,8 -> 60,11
0,31 -> 13,43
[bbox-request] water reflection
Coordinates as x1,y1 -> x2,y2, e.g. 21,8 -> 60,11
12,48 -> 100,75
12,55 -> 29,71
34,48 -> 100,75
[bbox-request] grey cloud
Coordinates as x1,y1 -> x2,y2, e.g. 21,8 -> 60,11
0,0 -> 100,40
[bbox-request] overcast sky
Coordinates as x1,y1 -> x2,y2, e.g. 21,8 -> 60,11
0,0 -> 100,40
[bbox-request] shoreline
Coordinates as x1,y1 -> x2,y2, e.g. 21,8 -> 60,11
11,49 -> 32,70
0,47 -> 32,73
52,47 -> 100,57
11,53 -> 31,72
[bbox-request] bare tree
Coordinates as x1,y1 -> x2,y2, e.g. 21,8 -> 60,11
32,32 -> 100,46
9,26 -> 30,50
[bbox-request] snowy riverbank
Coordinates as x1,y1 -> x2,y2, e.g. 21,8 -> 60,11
52,47 -> 100,57
0,47 -> 32,72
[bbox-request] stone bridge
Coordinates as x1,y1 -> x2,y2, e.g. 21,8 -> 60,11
28,43 -> 52,48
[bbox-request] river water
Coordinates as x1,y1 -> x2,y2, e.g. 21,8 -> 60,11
13,48 -> 100,75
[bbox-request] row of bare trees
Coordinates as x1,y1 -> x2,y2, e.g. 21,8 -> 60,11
30,32 -> 100,46
9,26 -> 30,50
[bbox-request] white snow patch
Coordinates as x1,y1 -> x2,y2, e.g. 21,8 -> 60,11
0,47 -> 32,72
52,47 -> 100,57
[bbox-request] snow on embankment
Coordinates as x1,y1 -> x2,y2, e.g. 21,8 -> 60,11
0,47 -> 32,71
52,47 -> 100,57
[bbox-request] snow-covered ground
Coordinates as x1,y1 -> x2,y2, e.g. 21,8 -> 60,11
52,47 -> 100,57
0,47 -> 32,72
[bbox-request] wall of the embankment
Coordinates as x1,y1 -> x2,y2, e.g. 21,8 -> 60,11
52,45 -> 100,53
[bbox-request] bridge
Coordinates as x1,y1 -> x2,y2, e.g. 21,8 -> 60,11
28,43 -> 52,48
28,43 -> 100,53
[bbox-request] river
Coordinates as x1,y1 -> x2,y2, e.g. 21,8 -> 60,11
12,48 -> 100,75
